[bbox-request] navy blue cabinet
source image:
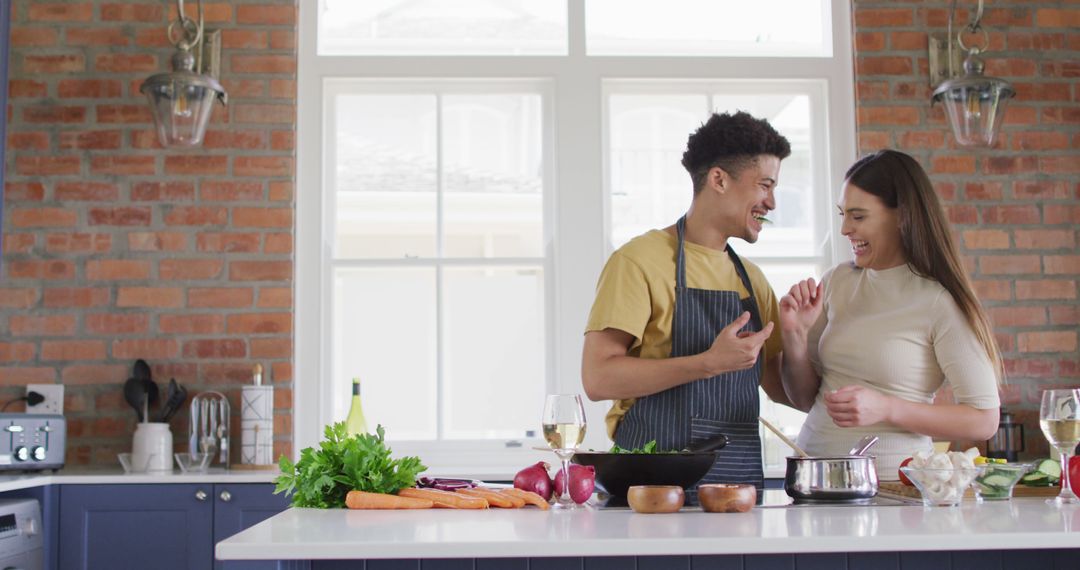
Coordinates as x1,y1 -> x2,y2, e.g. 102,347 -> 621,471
214,484 -> 291,570
59,483 -> 213,570
58,483 -> 287,570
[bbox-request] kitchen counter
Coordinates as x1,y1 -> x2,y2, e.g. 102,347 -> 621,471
0,468 -> 279,493
216,496 -> 1080,561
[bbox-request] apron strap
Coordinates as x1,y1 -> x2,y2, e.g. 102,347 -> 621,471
675,216 -> 689,290
723,244 -> 763,331
676,217 -> 763,332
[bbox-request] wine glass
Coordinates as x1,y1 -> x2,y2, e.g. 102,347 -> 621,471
1040,389 -> 1080,506
542,394 -> 587,510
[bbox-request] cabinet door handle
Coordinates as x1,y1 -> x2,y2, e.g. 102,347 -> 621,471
219,490 -> 232,502
195,490 -> 208,501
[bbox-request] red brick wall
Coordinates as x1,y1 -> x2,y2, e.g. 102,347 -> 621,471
853,1 -> 1078,456
1,1 -> 296,465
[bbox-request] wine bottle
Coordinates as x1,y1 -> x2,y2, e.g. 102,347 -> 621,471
345,377 -> 368,436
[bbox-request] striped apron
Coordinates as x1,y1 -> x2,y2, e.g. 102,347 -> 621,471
614,216 -> 765,490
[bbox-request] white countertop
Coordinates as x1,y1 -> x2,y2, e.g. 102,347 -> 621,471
0,468 -> 279,493
217,496 -> 1080,560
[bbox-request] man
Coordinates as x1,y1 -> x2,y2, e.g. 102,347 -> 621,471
582,111 -> 793,489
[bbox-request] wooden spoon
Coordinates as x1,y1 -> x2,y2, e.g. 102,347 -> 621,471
758,416 -> 809,457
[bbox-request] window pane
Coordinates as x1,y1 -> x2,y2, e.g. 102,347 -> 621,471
443,95 -> 544,258
333,267 -> 437,440
334,94 -> 436,259
711,94 -> 815,258
442,266 -> 545,439
319,0 -> 568,56
586,0 -> 831,57
606,90 -> 824,281
760,388 -> 808,470
754,263 -> 821,302
608,94 -> 705,250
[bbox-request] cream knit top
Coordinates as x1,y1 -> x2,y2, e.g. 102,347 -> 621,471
795,262 -> 1000,479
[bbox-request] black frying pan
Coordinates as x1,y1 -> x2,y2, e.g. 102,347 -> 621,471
571,435 -> 728,497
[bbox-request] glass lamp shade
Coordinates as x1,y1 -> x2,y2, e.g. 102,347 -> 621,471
932,74 -> 1015,147
140,70 -> 225,147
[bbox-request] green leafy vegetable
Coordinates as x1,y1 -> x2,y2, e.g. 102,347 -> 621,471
609,440 -> 672,454
274,422 -> 427,508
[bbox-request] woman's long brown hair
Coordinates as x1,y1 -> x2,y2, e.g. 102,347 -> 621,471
845,149 -> 1004,381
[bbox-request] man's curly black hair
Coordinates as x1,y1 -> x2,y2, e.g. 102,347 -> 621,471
680,111 -> 791,193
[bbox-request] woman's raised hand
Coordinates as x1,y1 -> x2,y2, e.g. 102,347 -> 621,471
778,278 -> 824,334
824,385 -> 892,427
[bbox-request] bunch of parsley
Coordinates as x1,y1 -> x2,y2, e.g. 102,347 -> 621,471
274,422 -> 427,508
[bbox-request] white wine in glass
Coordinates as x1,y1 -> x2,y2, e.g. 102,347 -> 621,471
543,423 -> 585,451
542,394 -> 587,510
1039,389 -> 1080,506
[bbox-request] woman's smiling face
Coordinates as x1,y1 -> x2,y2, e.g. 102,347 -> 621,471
838,182 -> 906,270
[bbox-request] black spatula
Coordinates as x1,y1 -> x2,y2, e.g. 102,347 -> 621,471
159,379 -> 187,423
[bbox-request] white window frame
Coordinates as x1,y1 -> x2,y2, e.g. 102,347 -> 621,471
295,0 -> 857,476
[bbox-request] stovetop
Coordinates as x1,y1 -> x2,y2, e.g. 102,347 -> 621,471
595,489 -> 910,510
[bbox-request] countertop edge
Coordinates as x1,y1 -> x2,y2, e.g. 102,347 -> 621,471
0,470 -> 279,492
216,529 -> 1080,560
214,500 -> 1080,560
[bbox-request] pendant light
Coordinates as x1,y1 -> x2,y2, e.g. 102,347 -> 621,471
139,0 -> 227,148
929,0 -> 1015,148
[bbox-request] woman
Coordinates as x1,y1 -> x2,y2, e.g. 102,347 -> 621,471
778,149 -> 1002,478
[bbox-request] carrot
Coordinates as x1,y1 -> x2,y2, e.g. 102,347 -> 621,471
458,487 -> 526,508
456,487 -> 520,508
480,487 -> 525,508
346,490 -> 433,510
501,488 -> 550,510
398,487 -> 489,509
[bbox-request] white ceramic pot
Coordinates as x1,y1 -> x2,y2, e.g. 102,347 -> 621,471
132,422 -> 173,473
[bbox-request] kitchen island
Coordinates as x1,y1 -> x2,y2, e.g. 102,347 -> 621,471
217,493 -> 1080,569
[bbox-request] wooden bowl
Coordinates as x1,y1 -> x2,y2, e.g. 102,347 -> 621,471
698,483 -> 756,513
627,485 -> 685,513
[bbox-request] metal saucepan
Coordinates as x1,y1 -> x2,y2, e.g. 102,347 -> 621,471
571,435 -> 728,497
783,435 -> 881,503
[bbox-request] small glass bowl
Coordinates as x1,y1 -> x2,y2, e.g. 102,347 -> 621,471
971,463 -> 1031,501
175,452 -> 212,473
900,466 -> 985,507
118,452 -> 151,474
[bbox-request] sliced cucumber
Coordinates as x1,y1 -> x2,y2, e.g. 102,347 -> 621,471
1034,458 -> 1062,479
1021,472 -> 1052,486
980,474 -> 1014,488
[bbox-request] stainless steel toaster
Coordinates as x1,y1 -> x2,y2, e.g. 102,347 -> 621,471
0,413 -> 65,472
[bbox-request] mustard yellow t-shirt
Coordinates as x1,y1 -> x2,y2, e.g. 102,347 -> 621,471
585,229 -> 782,439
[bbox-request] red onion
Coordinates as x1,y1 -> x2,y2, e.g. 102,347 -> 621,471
418,477 -> 477,491
513,461 -> 553,501
553,464 -> 595,504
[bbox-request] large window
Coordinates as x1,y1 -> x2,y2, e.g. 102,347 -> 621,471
326,84 -> 550,442
297,0 -> 856,475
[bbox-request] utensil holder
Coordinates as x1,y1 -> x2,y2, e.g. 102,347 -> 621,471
240,385 -> 274,466
132,422 -> 173,473
189,391 -> 230,469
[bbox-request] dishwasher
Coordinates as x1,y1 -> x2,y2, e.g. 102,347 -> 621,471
0,499 -> 43,570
